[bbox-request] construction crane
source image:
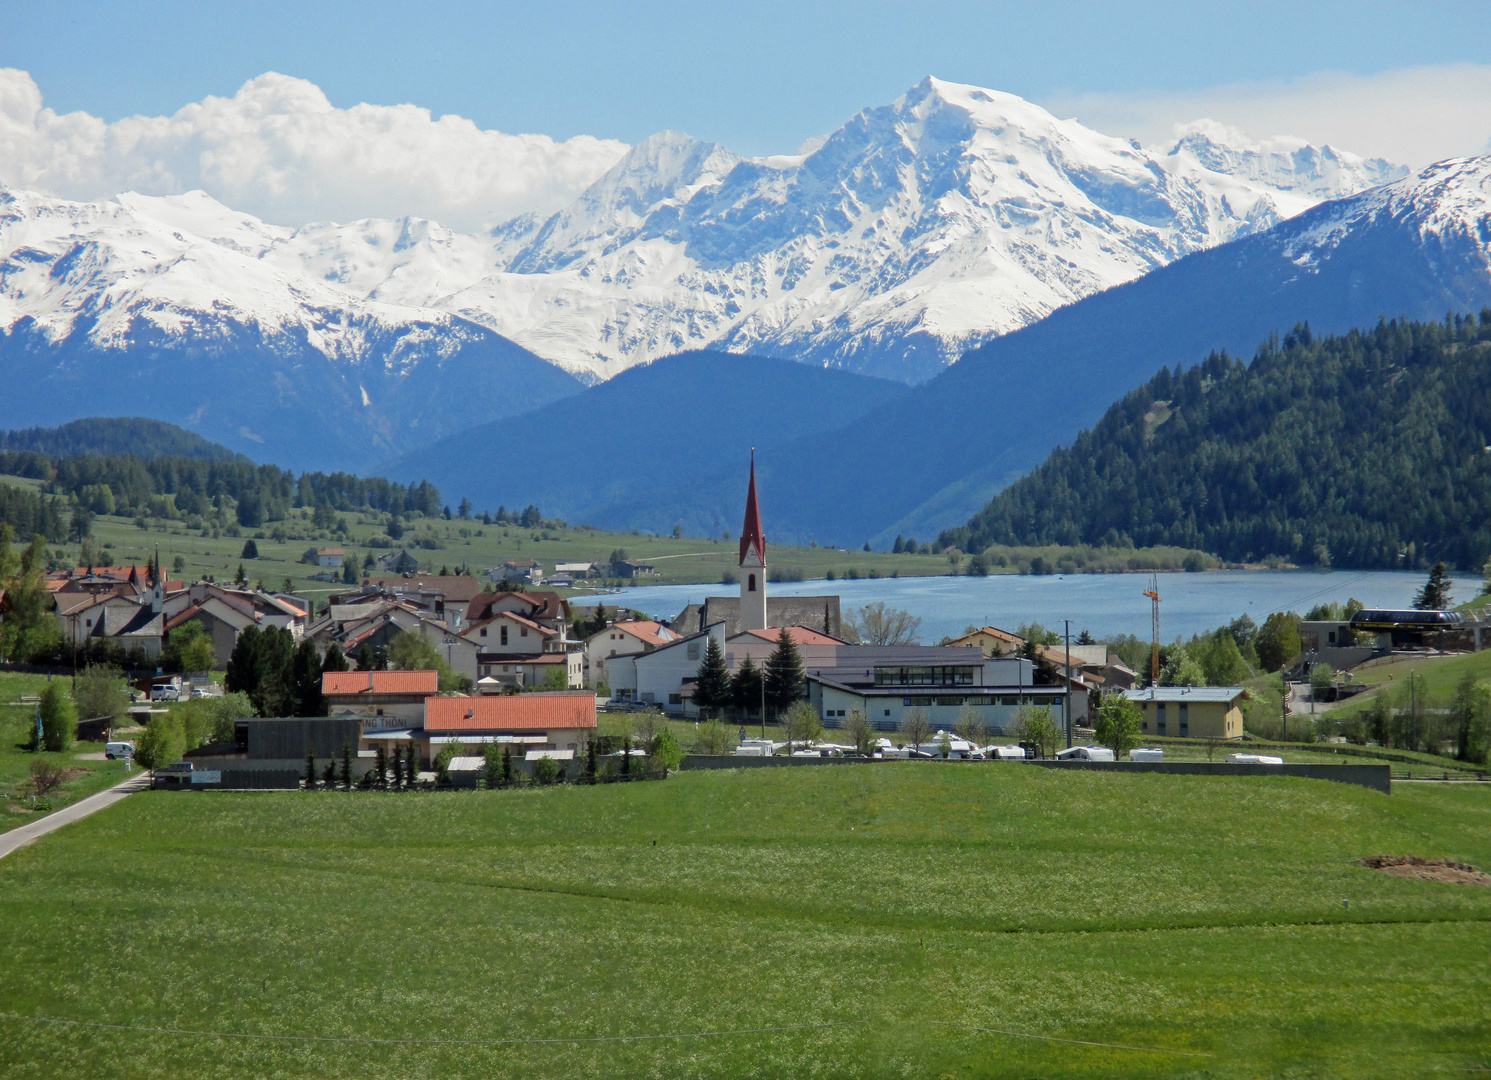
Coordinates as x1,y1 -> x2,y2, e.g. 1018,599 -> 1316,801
1143,574 -> 1161,686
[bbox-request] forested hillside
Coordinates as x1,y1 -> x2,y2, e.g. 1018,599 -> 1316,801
940,314 -> 1491,569
0,418 -> 247,462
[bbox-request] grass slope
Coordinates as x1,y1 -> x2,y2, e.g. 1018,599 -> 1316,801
0,766 -> 1487,1078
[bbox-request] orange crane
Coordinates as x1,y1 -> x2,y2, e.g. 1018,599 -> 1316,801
1143,575 -> 1161,686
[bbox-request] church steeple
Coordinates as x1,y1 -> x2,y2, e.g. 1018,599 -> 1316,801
738,452 -> 768,632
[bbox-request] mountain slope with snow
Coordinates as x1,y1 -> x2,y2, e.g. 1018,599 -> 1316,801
1,78 -> 1406,404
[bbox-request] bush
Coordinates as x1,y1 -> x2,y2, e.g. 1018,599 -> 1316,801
73,665 -> 131,732
532,756 -> 559,785
38,680 -> 77,752
648,728 -> 683,773
693,718 -> 734,755
134,715 -> 185,771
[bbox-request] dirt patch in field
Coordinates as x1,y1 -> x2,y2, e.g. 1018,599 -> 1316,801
1361,855 -> 1491,886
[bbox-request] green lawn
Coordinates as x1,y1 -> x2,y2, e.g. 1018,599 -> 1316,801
1321,648 -> 1491,718
0,671 -> 131,834
0,766 -> 1487,1078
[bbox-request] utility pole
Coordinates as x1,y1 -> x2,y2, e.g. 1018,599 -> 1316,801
1410,672 -> 1418,752
1143,575 -> 1161,687
1064,619 -> 1072,748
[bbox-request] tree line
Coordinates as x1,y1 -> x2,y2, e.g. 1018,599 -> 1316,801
941,313 -> 1491,569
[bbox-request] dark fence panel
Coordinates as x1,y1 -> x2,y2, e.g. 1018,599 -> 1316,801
1024,759 -> 1391,794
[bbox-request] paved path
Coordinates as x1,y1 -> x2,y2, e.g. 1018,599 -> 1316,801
0,772 -> 151,862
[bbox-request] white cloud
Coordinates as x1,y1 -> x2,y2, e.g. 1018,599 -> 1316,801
0,69 -> 630,231
1042,64 -> 1491,169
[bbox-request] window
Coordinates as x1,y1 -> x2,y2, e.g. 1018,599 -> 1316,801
520,627 -> 528,637
687,641 -> 701,661
1157,703 -> 1167,737
1141,721 -> 1148,731
480,627 -> 487,637
748,573 -> 757,592
668,694 -> 681,705
1179,704 -> 1189,737
500,626 -> 508,646
884,709 -> 891,717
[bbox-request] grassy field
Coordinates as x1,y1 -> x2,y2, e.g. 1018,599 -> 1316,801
1320,648 -> 1491,718
0,671 -> 131,834
2,473 -> 1216,601
0,765 -> 1487,1078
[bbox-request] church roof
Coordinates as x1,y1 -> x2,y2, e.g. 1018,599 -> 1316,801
739,455 -> 766,564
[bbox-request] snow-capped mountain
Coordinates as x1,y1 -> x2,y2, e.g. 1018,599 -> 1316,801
2,77 -> 1406,397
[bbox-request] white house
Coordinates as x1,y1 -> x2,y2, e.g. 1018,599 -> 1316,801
583,620 -> 680,689
317,548 -> 345,568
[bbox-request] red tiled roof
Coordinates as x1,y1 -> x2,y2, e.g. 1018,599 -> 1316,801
613,620 -> 676,647
741,625 -> 842,646
739,453 -> 766,564
322,670 -> 440,696
165,604 -> 204,631
425,693 -> 596,732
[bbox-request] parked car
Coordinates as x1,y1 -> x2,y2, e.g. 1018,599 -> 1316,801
105,741 -> 135,760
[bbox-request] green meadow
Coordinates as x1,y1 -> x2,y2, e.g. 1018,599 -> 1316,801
0,765 -> 1487,1078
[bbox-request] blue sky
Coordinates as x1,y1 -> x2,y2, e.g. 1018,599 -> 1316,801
7,0 -> 1490,153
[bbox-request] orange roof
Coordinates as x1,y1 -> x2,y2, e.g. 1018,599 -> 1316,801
740,625 -> 842,646
425,693 -> 596,732
322,670 -> 440,696
614,620 -> 677,647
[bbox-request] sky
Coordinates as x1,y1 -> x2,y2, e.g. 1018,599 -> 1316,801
3,0 -> 1490,230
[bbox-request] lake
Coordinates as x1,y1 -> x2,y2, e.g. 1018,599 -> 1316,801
595,569 -> 1483,643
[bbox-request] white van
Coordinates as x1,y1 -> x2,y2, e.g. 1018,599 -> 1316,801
105,741 -> 135,760
1056,746 -> 1115,761
149,685 -> 179,702
990,745 -> 1026,760
1130,748 -> 1164,762
1228,753 -> 1285,765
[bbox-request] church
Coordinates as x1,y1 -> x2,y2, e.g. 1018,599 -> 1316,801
670,456 -> 842,638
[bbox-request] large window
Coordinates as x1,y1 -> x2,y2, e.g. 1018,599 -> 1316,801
874,666 -> 976,687
748,574 -> 757,592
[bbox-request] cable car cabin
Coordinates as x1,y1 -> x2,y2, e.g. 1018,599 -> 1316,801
1349,609 -> 1463,646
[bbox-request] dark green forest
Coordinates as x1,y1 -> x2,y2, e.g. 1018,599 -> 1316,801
940,314 -> 1491,569
0,417 -> 248,462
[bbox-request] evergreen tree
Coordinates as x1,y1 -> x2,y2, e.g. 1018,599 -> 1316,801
501,746 -> 512,788
305,748 -> 317,791
763,628 -> 805,716
341,741 -> 353,790
692,635 -> 731,718
322,760 -> 336,788
290,638 -> 325,716
1414,562 -> 1453,610
241,539 -> 258,559
621,734 -> 631,776
731,654 -> 763,719
342,560 -> 358,585
354,642 -> 376,671
586,735 -> 598,780
322,642 -> 349,673
38,679 -> 77,752
375,743 -> 388,788
392,744 -> 405,789
407,744 -> 420,788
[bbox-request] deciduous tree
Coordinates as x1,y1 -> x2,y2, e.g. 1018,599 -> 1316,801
1093,697 -> 1143,760
900,707 -> 932,752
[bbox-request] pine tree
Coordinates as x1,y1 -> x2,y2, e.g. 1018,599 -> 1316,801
322,760 -> 336,788
406,744 -> 419,789
621,734 -> 631,776
290,638 -> 324,716
305,748 -> 317,791
375,744 -> 387,788
392,744 -> 404,789
1414,562 -> 1453,610
586,735 -> 598,780
692,635 -> 731,718
322,642 -> 349,673
763,628 -> 805,716
341,741 -> 353,790
731,654 -> 762,719
501,746 -> 512,788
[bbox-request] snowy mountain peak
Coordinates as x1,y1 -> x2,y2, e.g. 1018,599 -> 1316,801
0,77 -> 1433,387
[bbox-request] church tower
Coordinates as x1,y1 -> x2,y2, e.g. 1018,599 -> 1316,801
738,454 -> 767,632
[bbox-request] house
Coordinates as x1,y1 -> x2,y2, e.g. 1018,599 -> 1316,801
308,599 -> 480,682
52,564 -> 176,657
323,669 -> 440,729
459,591 -> 580,688
161,584 -> 310,667
611,560 -> 658,579
496,559 -> 544,584
583,620 -> 680,689
361,574 -> 486,627
465,590 -> 569,632
375,550 -> 420,575
946,626 -> 1136,695
317,548 -> 345,568
420,692 -> 597,765
1123,687 -> 1245,739
555,562 -> 594,579
943,626 -> 1027,656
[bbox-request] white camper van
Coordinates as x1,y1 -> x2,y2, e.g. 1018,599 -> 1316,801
1129,748 -> 1164,762
1227,753 -> 1285,765
1056,745 -> 1115,761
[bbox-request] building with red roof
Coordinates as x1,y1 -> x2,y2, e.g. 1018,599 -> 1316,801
415,691 -> 596,763
323,669 -> 440,726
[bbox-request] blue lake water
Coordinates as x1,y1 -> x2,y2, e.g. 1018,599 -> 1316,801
596,569 -> 1482,643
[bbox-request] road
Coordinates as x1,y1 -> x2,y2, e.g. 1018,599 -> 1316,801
0,772 -> 151,861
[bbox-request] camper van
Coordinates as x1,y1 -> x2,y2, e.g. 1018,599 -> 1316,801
990,745 -> 1027,760
1129,748 -> 1164,762
105,741 -> 135,760
1056,746 -> 1115,761
1227,753 -> 1285,765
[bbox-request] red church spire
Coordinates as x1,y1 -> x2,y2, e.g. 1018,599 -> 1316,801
739,452 -> 766,565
